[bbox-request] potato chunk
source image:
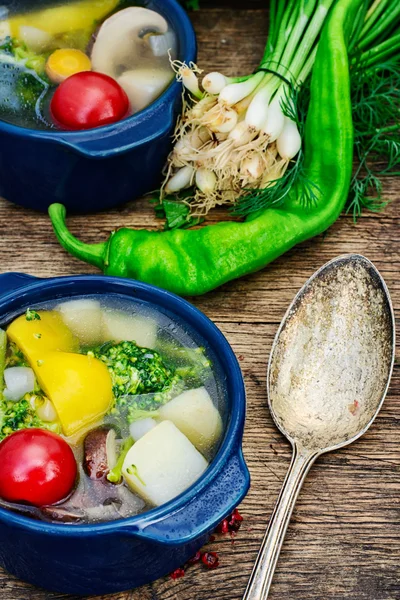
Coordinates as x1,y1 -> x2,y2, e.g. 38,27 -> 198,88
122,421 -> 208,506
102,310 -> 157,348
158,387 -> 223,454
57,299 -> 102,346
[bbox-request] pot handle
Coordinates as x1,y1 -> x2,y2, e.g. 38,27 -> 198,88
50,100 -> 177,158
0,273 -> 40,298
117,448 -> 250,545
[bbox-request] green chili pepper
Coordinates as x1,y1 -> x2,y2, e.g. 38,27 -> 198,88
49,0 -> 360,297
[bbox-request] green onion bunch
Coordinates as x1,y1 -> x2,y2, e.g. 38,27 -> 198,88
161,0 -> 400,223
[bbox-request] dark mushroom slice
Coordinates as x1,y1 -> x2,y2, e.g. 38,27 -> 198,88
41,505 -> 85,523
83,426 -> 117,480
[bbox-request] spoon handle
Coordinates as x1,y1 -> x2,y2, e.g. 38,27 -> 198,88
243,446 -> 319,600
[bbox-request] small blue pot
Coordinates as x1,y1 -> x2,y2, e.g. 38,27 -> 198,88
0,272 -> 250,595
0,0 -> 196,213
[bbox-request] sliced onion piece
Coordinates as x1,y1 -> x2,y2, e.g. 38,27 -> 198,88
148,31 -> 177,58
36,398 -> 58,423
129,418 -> 157,441
19,26 -> 53,52
3,367 -> 35,401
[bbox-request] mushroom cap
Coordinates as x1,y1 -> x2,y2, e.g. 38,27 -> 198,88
91,7 -> 169,79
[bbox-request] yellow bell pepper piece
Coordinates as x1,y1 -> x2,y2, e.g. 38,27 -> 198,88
8,310 -> 113,436
5,0 -> 120,38
7,311 -> 79,359
35,351 -> 113,437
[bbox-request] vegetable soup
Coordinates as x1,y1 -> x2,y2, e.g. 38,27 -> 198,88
0,296 -> 226,523
0,0 -> 177,130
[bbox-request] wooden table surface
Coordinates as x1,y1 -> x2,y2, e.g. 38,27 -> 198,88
1,4 -> 399,600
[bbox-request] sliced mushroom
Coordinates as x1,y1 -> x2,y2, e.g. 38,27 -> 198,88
91,7 -> 169,78
117,68 -> 173,112
83,427 -> 117,480
41,505 -> 85,523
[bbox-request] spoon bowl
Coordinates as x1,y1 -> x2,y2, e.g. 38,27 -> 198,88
269,253 -> 394,453
243,255 -> 395,600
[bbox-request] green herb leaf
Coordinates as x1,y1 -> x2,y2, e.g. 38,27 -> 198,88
126,464 -> 146,486
107,437 -> 134,484
163,200 -> 192,229
128,408 -> 159,423
181,0 -> 200,10
26,309 -> 41,321
346,58 -> 400,220
152,197 -> 204,230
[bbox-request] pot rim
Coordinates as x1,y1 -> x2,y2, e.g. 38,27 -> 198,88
0,0 -> 196,143
0,274 -> 247,538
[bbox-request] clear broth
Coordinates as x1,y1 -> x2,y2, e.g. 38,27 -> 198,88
0,0 -> 176,130
0,294 -> 227,524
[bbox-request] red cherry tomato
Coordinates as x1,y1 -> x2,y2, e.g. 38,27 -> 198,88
50,71 -> 130,131
0,429 -> 77,507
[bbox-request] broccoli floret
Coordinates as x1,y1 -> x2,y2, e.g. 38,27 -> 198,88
0,36 -> 50,125
0,395 -> 61,441
90,341 -> 182,414
15,70 -> 48,110
90,341 -> 184,423
158,343 -> 212,386
0,61 -> 49,125
25,308 -> 41,321
0,37 -> 47,75
5,342 -> 29,368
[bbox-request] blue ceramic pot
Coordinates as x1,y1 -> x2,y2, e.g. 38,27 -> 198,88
0,272 -> 250,595
0,0 -> 196,213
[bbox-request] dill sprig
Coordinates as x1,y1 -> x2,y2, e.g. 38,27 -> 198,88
236,55 -> 400,220
346,58 -> 400,220
232,147 -> 320,216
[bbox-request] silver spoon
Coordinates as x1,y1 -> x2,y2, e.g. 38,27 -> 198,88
243,254 -> 395,600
